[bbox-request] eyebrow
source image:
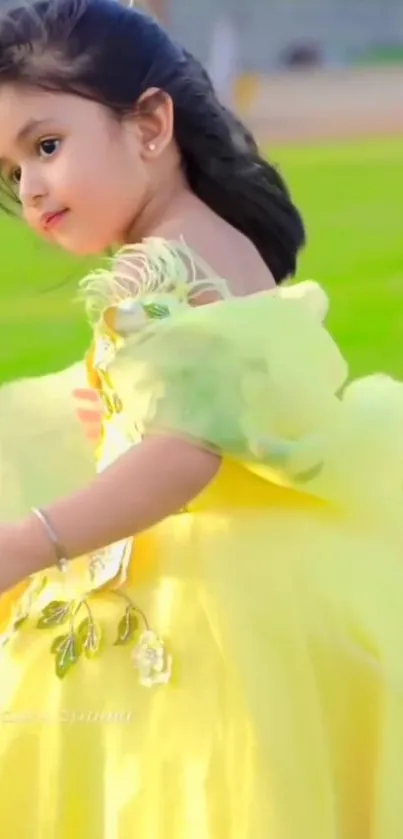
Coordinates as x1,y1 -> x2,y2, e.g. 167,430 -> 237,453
0,118 -> 53,172
15,118 -> 51,144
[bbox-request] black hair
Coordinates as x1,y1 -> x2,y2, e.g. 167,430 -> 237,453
0,0 -> 305,282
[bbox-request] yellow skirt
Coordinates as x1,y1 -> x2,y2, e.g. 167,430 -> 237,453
0,459 -> 403,838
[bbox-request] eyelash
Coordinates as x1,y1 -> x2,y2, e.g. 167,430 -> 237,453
8,136 -> 62,185
37,136 -> 61,159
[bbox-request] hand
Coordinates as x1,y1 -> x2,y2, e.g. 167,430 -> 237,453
73,388 -> 103,444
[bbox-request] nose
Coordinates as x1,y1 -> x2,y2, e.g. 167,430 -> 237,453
18,166 -> 47,209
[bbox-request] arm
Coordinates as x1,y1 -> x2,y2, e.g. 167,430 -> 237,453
7,436 -> 219,586
1,242 -> 228,589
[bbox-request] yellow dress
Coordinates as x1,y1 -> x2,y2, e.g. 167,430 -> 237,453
1,238 -> 403,838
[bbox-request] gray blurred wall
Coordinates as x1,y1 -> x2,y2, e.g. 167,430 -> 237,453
166,0 -> 403,71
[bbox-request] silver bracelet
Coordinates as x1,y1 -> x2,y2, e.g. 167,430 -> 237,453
31,508 -> 69,573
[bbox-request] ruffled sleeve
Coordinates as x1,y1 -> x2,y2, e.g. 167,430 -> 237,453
82,238 -> 403,515
81,237 -> 347,468
109,289 -> 347,462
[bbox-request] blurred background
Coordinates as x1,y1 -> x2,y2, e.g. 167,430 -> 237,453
0,0 -> 401,385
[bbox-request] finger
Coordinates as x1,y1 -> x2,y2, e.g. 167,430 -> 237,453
73,388 -> 101,403
76,408 -> 103,423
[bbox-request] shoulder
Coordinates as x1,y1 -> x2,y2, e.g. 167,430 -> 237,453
79,237 -> 230,326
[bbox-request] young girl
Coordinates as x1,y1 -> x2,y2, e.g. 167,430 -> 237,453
0,2 -> 402,837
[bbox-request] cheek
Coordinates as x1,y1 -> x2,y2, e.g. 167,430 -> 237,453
58,147 -> 107,201
48,138 -> 149,253
67,145 -> 145,220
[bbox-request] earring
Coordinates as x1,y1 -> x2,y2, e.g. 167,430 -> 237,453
147,142 -> 156,151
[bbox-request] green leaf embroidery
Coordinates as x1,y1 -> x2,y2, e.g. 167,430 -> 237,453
34,576 -> 49,597
54,634 -> 80,679
37,600 -> 72,628
77,617 -> 102,658
12,576 -> 49,634
143,302 -> 170,320
114,608 -> 139,646
13,615 -> 29,630
50,634 -> 69,654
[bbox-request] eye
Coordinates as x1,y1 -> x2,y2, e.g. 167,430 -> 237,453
9,166 -> 21,186
37,137 -> 61,158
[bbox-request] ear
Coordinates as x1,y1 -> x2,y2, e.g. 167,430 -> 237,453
133,88 -> 174,160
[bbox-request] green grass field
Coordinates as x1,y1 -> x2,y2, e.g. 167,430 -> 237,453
0,136 -> 401,385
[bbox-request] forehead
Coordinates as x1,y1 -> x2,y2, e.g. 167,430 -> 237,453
0,85 -> 71,124
0,85 -> 109,154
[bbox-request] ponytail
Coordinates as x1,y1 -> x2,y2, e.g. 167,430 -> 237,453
173,54 -> 305,283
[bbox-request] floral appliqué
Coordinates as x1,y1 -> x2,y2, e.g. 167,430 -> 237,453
35,591 -> 171,683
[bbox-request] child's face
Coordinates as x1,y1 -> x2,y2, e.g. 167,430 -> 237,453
0,85 -> 151,254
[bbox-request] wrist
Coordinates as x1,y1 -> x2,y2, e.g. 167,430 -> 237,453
16,513 -> 58,575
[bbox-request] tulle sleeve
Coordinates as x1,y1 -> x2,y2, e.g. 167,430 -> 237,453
108,286 -> 347,461
83,237 -> 403,515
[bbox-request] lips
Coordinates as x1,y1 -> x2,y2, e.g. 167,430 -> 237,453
41,209 -> 69,231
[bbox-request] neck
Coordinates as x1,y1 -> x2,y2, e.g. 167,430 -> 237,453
124,166 -> 191,244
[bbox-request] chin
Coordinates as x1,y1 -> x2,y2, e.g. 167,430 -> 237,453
54,234 -> 113,257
